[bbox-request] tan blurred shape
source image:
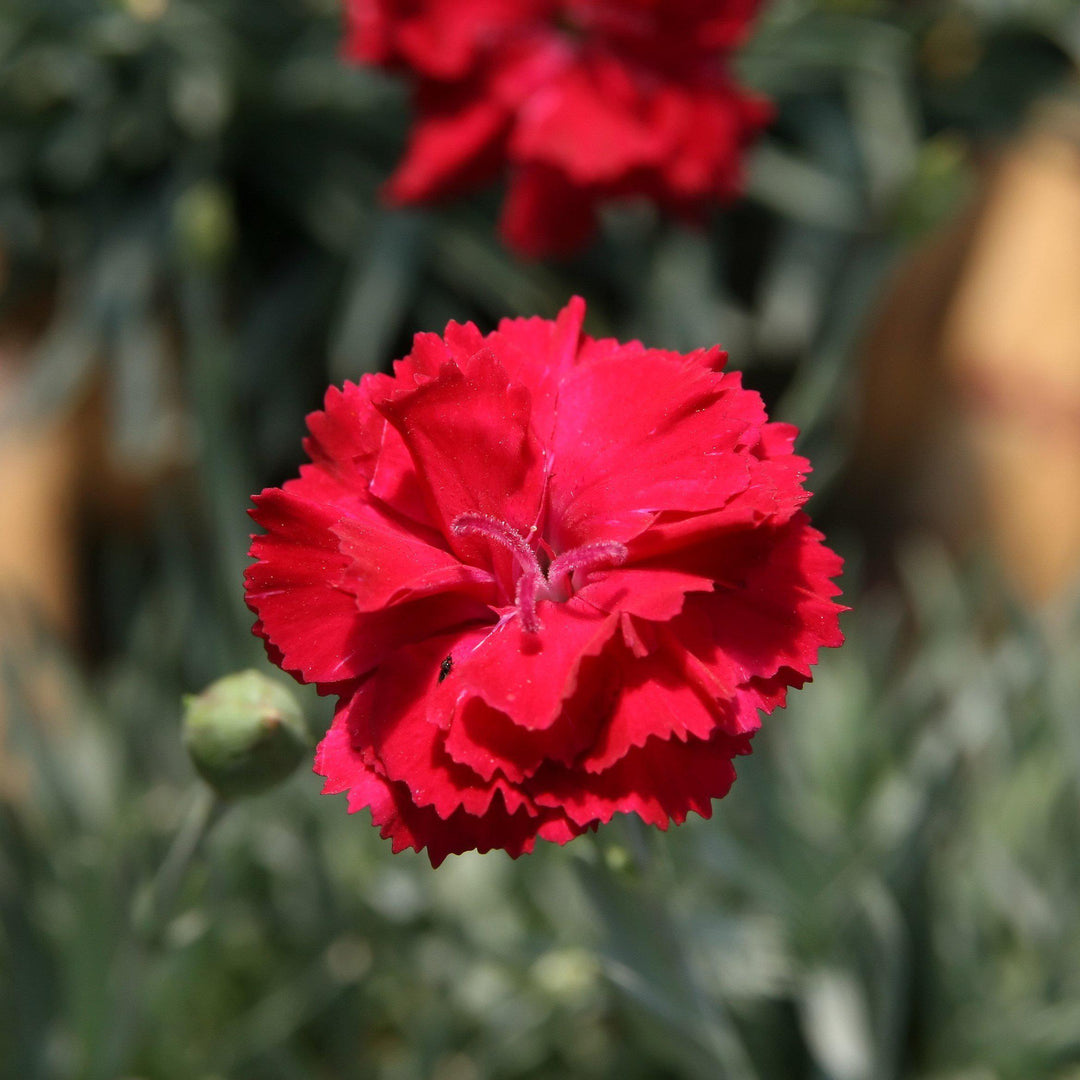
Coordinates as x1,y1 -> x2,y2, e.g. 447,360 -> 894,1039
0,303 -> 82,800
859,95 -> 1080,606
0,310 -> 82,635
943,99 -> 1080,604
0,285 -> 186,798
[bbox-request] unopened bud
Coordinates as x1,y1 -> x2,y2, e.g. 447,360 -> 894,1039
182,670 -> 308,798
173,180 -> 235,267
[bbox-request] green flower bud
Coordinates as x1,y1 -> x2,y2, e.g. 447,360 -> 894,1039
173,180 -> 235,267
182,670 -> 309,798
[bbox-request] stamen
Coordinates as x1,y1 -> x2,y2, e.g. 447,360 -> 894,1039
450,513 -> 628,634
451,512 -> 544,631
451,512 -> 542,577
514,571 -> 542,634
547,541 -> 629,598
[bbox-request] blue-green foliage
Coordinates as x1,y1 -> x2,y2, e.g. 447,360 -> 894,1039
1,1 -> 1079,1077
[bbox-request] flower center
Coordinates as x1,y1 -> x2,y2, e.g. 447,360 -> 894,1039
451,512 -> 627,633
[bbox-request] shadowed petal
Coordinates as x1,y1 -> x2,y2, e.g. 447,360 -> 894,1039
315,713 -> 577,867
668,516 -> 846,688
334,511 -> 494,611
499,165 -> 599,258
532,728 -> 751,829
248,489 -> 493,686
386,88 -> 508,204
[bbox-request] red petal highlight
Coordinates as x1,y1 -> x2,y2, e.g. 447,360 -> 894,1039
549,348 -> 755,547
509,54 -> 670,184
374,347 -> 547,552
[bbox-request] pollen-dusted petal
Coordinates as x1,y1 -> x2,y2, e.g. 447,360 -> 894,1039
451,599 -> 620,731
532,728 -> 751,829
549,348 -> 756,547
302,378 -> 385,487
334,510 -> 495,611
442,320 -> 487,364
374,347 -> 547,550
756,420 -> 799,457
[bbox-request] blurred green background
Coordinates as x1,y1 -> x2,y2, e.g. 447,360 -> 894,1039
3,1 -> 1080,1077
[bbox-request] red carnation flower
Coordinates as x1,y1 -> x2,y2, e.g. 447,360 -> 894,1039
245,298 -> 843,865
344,0 -> 771,256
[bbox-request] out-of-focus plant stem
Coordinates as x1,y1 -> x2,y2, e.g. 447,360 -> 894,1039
92,786 -> 223,1080
141,785 -> 222,939
179,267 -> 257,655
581,823 -> 760,1080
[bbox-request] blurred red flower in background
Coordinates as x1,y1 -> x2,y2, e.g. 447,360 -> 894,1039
245,297 -> 843,865
344,0 -> 771,256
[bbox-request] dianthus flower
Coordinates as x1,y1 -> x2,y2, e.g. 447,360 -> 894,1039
344,0 -> 771,256
246,298 -> 843,865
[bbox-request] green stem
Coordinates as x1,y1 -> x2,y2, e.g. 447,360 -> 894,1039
582,824 -> 759,1080
93,786 -> 223,1080
179,268 -> 256,655
143,785 -> 221,937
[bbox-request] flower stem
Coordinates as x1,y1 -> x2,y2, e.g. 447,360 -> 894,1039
581,820 -> 760,1080
142,784 -> 222,936
92,785 -> 224,1080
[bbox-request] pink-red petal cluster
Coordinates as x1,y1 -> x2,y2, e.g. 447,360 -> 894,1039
344,0 -> 772,255
246,297 -> 843,865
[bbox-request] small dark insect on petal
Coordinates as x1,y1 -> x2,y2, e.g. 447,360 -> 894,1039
438,655 -> 453,683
